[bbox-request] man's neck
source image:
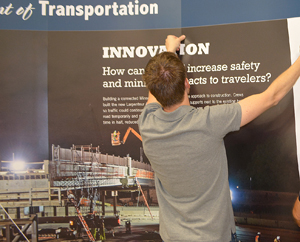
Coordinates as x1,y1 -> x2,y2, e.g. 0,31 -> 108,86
163,93 -> 190,112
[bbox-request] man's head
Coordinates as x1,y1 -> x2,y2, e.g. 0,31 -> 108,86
143,51 -> 187,108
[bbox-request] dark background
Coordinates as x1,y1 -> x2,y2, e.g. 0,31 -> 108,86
182,20 -> 298,192
0,30 -> 48,162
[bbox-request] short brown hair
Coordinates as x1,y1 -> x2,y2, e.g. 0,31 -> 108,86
143,52 -> 187,108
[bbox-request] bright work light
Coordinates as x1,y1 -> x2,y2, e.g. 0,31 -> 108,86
10,160 -> 26,171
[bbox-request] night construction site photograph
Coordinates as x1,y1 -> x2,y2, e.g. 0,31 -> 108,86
0,144 -> 299,241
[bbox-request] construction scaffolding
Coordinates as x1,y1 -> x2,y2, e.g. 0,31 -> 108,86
50,144 -> 154,189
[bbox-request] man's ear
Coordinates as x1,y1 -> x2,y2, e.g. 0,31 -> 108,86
185,78 -> 190,89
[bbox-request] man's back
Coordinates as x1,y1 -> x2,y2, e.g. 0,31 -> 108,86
138,102 -> 241,242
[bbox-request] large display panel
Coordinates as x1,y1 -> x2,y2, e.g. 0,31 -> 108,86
1,2 -> 300,194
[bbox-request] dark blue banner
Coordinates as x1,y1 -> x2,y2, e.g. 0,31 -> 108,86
0,0 -> 181,30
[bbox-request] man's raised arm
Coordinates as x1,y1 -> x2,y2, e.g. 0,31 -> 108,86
239,57 -> 300,127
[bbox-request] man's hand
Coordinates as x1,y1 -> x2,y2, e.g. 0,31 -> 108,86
165,35 -> 186,53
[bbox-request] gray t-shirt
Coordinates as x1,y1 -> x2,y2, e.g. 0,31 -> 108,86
138,102 -> 242,242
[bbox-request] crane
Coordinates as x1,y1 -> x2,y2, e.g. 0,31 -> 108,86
111,127 -> 142,146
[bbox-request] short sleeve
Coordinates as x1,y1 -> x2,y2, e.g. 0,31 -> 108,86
138,102 -> 161,130
204,103 -> 242,138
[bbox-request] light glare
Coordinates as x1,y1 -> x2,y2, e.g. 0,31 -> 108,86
10,160 -> 26,171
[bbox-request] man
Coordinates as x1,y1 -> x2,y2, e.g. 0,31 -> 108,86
138,35 -> 300,242
255,232 -> 261,242
67,190 -> 76,204
274,236 -> 281,242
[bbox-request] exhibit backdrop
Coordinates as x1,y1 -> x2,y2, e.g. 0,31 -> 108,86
1,0 -> 300,193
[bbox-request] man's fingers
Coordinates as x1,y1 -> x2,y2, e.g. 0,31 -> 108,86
175,35 -> 186,51
165,35 -> 186,52
178,35 -> 186,42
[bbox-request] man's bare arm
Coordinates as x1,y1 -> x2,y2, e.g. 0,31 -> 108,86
239,56 -> 300,127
